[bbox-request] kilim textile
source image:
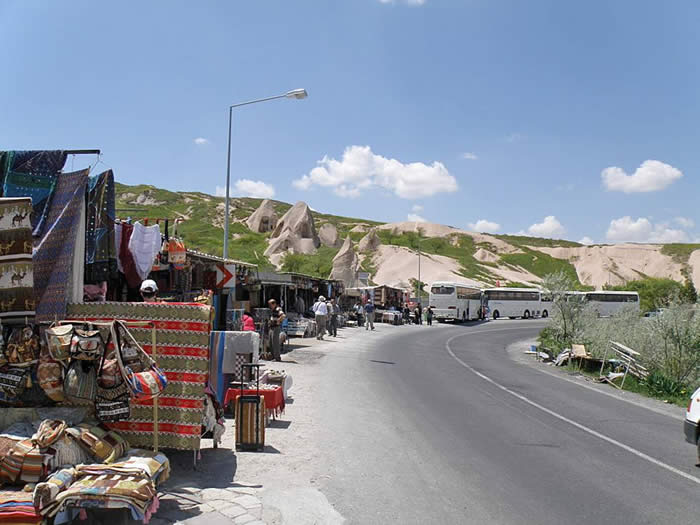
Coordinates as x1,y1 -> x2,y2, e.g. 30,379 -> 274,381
0,198 -> 34,319
0,151 -> 67,237
34,170 -> 88,322
0,489 -> 42,525
85,170 -> 117,284
66,302 -> 212,450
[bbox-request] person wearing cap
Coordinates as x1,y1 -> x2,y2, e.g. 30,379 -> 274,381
140,279 -> 159,302
312,295 -> 328,340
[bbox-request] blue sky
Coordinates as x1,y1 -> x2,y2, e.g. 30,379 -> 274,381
1,0 -> 698,244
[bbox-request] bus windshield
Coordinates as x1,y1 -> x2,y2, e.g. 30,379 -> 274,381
431,286 -> 455,295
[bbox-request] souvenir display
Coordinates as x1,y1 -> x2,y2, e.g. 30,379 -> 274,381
45,324 -> 73,361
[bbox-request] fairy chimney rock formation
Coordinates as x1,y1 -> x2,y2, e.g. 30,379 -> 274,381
319,223 -> 340,247
265,201 -> 320,257
358,228 -> 381,252
246,199 -> 278,233
329,237 -> 361,287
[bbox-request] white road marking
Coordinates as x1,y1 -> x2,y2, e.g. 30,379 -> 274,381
445,332 -> 700,487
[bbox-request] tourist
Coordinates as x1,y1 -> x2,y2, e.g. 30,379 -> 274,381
354,301 -> 364,327
426,306 -> 434,326
415,304 -> 423,325
268,299 -> 286,362
140,279 -> 159,302
242,311 -> 256,331
312,295 -> 328,340
364,300 -> 375,331
328,298 -> 339,337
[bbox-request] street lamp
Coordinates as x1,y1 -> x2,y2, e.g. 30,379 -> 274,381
223,89 -> 308,259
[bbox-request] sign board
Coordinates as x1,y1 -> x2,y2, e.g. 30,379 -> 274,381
215,264 -> 236,289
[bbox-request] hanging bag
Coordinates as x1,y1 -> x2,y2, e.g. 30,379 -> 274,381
94,342 -> 130,422
70,329 -> 105,361
0,367 -> 29,398
63,360 -> 97,402
112,321 -> 167,401
6,326 -> 40,367
37,343 -> 64,403
45,324 -> 73,361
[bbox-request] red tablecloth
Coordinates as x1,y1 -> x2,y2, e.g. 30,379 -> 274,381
225,386 -> 285,417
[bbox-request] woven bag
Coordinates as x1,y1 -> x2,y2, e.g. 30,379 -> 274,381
112,321 -> 167,401
64,360 -> 97,402
45,324 -> 73,361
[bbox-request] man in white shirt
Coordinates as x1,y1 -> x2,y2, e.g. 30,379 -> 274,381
312,295 -> 328,340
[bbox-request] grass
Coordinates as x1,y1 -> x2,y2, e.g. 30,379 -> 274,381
280,246 -> 340,278
660,243 -> 700,264
501,248 -> 590,288
493,234 -> 582,249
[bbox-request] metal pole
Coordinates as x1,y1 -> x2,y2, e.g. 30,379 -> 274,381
224,105 -> 233,259
418,245 -> 421,306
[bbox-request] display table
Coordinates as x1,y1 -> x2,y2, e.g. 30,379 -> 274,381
225,386 -> 285,419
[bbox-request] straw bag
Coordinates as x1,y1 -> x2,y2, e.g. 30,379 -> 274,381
45,324 -> 73,361
70,329 -> 105,361
112,321 -> 167,401
64,360 -> 97,402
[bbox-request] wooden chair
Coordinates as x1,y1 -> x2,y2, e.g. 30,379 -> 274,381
571,344 -> 590,371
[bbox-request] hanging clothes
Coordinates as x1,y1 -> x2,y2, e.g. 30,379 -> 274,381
33,169 -> 89,322
117,222 -> 142,289
128,221 -> 162,281
85,170 -> 117,283
0,151 -> 67,237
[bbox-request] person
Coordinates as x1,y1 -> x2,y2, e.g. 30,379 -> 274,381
364,300 -> 375,331
426,305 -> 433,326
242,311 -> 256,331
354,301 -> 364,327
328,298 -> 338,337
268,299 -> 285,362
403,305 -> 410,324
312,295 -> 328,340
140,279 -> 159,302
415,304 -> 423,325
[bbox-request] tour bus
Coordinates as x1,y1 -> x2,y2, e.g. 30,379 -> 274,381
484,288 -> 542,319
584,291 -> 640,317
429,282 -> 484,322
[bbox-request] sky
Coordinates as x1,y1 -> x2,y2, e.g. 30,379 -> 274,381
1,0 -> 699,244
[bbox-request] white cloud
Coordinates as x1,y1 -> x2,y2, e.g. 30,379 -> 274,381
193,137 -> 209,145
379,0 -> 426,4
578,236 -> 595,245
527,215 -> 566,238
674,216 -> 695,229
411,204 -> 424,213
407,213 -> 427,223
605,216 -> 690,243
505,133 -> 523,143
601,160 -> 682,193
294,145 -> 458,200
215,179 -> 276,199
461,152 -> 478,160
467,219 -> 501,233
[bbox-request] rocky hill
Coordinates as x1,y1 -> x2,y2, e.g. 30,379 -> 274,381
116,183 -> 700,291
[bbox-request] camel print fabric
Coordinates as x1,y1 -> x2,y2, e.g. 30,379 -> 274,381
0,197 -> 34,319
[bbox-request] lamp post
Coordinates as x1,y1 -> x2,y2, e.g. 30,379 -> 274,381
223,88 -> 308,259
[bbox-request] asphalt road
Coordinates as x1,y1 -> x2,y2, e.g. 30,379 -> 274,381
316,320 -> 699,524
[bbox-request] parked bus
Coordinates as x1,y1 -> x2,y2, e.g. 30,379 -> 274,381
584,291 -> 640,316
484,288 -> 541,319
429,282 -> 484,322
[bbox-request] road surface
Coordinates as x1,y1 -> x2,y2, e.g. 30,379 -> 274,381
316,320 -> 698,524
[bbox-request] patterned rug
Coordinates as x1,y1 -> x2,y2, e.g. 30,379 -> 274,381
85,170 -> 117,284
0,198 -> 34,320
34,170 -> 88,322
66,302 -> 212,451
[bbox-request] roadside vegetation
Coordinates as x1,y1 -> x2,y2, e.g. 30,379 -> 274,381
538,271 -> 700,406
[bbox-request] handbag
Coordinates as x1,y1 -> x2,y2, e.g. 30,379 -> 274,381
63,360 -> 97,402
45,324 -> 73,361
112,321 -> 167,400
95,348 -> 130,422
6,326 -> 39,367
70,329 -> 105,361
0,367 -> 29,397
37,344 -> 64,402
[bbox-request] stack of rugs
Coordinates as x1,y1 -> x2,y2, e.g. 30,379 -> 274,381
66,301 -> 212,451
0,418 -> 168,525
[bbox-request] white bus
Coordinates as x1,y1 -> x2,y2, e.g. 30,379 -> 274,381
484,288 -> 541,320
429,282 -> 484,322
584,291 -> 640,317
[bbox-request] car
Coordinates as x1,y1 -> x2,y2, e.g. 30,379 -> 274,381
684,386 -> 700,464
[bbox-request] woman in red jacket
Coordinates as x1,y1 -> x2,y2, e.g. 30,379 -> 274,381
242,311 -> 256,331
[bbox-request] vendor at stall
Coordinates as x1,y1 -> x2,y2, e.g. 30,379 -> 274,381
140,279 -> 159,302
268,299 -> 286,362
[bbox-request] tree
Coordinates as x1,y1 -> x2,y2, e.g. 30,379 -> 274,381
606,277 -> 683,313
541,271 -> 589,348
680,279 -> 698,305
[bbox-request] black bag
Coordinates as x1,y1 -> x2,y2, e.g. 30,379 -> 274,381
0,367 -> 29,397
95,348 -> 130,422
